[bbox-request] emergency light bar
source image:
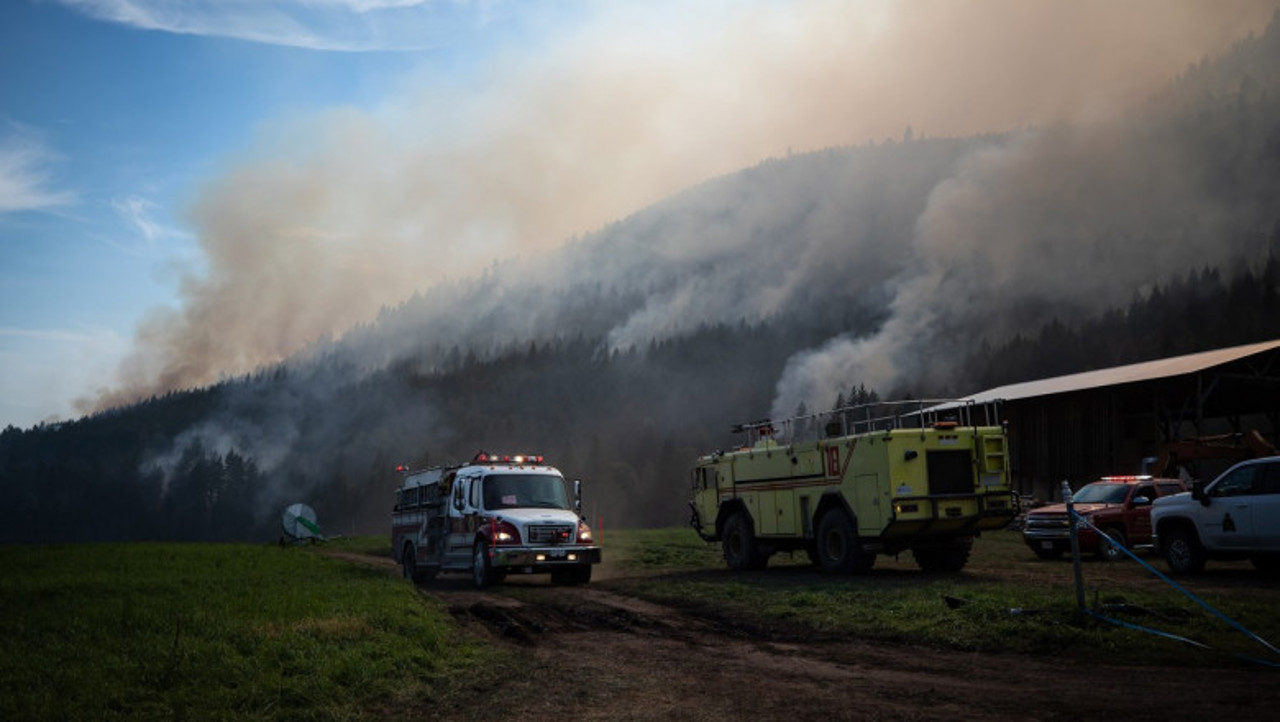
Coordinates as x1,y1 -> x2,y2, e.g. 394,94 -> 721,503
471,452 -> 546,465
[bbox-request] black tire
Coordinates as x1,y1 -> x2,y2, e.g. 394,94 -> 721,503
913,537 -> 973,573
1098,528 -> 1128,562
805,543 -> 821,567
815,510 -> 874,573
1163,528 -> 1206,574
722,512 -> 767,570
473,542 -> 501,588
402,543 -> 421,583
551,565 -> 593,585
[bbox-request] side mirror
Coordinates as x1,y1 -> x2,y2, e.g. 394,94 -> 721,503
573,479 -> 583,516
1131,496 -> 1151,507
1191,481 -> 1209,506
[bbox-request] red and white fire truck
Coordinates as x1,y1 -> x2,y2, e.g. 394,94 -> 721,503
391,452 -> 600,587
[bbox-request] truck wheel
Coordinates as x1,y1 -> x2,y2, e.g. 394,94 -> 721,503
473,542 -> 500,588
816,510 -> 874,573
912,538 -> 973,572
1098,528 -> 1128,562
805,543 -> 821,567
1163,529 -> 1206,574
722,512 -> 767,571
402,543 -> 421,583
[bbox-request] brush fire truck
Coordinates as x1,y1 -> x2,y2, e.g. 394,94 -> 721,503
689,401 -> 1017,573
392,452 -> 600,587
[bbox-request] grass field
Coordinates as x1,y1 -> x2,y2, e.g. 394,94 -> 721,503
598,527 -> 1280,666
3,529 -> 1278,719
0,538 -> 492,720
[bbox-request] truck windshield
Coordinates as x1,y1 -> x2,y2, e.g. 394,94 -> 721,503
1073,483 -> 1128,504
481,474 -> 571,510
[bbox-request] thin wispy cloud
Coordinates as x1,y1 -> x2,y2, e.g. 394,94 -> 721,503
112,195 -> 164,244
0,128 -> 76,214
106,194 -> 192,257
54,0 -> 496,51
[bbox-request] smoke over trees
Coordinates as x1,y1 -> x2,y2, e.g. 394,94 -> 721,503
4,11 -> 1280,542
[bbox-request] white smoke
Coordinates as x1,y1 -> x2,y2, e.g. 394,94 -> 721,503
87,0 -> 1278,416
769,105 -> 1273,418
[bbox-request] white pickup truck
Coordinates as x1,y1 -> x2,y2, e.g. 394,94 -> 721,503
1150,456 -> 1280,574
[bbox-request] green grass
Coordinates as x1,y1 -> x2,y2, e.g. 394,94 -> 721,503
598,525 -> 725,571
599,528 -> 1280,667
0,542 -> 493,721
4,529 -> 1276,722
324,534 -> 392,558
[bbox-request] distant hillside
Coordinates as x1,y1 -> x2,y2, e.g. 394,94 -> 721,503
4,14 -> 1280,543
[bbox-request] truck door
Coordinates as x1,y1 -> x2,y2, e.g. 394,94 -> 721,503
854,473 -> 885,535
1203,464 -> 1260,548
1255,461 -> 1280,548
445,475 -> 480,562
1129,483 -> 1157,542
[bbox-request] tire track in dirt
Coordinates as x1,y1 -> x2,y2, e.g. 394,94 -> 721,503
327,549 -> 1274,721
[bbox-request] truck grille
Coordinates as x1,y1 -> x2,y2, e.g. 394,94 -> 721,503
1025,514 -> 1070,531
528,524 -> 575,544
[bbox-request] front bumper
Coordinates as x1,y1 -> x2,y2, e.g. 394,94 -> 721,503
1021,526 -> 1100,551
491,545 -> 601,570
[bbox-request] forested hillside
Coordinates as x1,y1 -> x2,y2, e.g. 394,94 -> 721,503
3,14 -> 1280,543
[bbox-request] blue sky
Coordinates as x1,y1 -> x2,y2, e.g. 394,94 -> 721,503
0,0 -> 531,427
2,0 -> 1275,430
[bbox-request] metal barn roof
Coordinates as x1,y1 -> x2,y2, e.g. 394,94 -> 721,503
963,339 -> 1280,404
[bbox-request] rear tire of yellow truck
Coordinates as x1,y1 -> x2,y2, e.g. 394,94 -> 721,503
722,512 -> 767,571
816,510 -> 874,573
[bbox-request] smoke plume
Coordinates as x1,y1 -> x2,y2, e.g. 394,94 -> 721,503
83,0 -> 1276,414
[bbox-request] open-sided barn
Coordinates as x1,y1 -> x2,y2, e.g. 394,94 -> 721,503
963,339 -> 1280,502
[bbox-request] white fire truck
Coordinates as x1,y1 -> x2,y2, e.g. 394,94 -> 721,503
392,452 -> 600,587
689,400 -> 1016,573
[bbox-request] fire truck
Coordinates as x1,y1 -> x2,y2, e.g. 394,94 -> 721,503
689,401 -> 1016,573
392,452 -> 600,587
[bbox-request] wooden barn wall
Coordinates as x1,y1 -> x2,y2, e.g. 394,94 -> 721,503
998,349 -> 1280,503
1003,390 -> 1124,503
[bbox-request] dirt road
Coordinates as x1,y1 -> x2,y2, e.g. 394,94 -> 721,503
332,550 -> 1274,721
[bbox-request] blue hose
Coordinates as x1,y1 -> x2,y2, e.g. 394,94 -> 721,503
1070,510 -> 1280,666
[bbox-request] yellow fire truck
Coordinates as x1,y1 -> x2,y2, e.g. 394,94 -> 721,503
689,401 -> 1016,572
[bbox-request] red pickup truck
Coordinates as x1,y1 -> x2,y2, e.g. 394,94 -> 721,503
1022,476 -> 1187,561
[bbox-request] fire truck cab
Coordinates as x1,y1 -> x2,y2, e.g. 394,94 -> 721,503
392,453 -> 600,587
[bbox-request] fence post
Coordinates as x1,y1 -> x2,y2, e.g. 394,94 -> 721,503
1063,479 -> 1086,612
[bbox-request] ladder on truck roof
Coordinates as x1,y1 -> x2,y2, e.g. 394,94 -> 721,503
733,398 -> 1005,446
